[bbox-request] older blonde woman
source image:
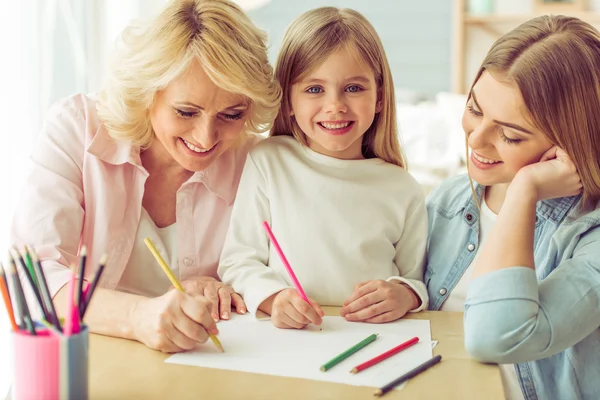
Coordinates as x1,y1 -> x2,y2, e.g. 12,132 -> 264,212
10,0 -> 280,353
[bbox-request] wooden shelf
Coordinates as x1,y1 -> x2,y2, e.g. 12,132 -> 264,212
451,0 -> 600,93
466,12 -> 600,24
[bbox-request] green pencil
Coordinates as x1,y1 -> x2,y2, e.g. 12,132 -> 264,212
320,333 -> 378,372
23,247 -> 38,288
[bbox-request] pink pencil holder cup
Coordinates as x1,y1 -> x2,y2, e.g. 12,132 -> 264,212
12,325 -> 88,400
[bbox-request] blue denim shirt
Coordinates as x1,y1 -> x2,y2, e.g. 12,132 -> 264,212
425,174 -> 600,400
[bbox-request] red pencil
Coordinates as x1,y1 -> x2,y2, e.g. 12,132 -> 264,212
350,336 -> 420,374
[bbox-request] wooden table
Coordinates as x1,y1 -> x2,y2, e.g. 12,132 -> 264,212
89,309 -> 503,400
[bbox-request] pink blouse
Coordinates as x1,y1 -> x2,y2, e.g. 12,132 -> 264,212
10,93 -> 258,297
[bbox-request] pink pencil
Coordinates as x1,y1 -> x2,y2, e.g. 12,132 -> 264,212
262,221 -> 310,303
63,271 -> 79,336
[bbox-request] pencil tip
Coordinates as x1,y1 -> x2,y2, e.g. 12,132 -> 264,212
27,245 -> 39,261
373,389 -> 382,397
80,245 -> 87,256
99,254 -> 108,265
5,259 -> 16,273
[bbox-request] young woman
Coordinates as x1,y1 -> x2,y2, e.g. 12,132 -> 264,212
426,16 -> 600,399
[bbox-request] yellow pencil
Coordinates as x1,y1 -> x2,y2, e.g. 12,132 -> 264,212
143,237 -> 224,353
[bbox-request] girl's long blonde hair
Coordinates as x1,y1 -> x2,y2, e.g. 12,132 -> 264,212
468,15 -> 600,209
271,7 -> 405,168
97,0 -> 281,148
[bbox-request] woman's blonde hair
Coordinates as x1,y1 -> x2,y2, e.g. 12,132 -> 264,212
271,7 -> 405,168
97,0 -> 281,147
468,15 -> 600,209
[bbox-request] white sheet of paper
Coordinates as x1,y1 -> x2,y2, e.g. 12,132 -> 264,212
166,315 -> 432,389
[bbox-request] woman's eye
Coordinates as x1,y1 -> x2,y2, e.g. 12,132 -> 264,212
175,108 -> 196,118
466,104 -> 482,116
306,86 -> 323,94
499,128 -> 522,145
222,112 -> 244,121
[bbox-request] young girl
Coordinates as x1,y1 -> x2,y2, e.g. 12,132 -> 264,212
218,7 -> 428,329
426,16 -> 600,399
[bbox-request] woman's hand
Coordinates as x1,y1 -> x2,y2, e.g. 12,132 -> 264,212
513,146 -> 583,201
340,280 -> 419,323
262,289 -> 324,329
131,290 -> 219,353
177,277 -> 246,321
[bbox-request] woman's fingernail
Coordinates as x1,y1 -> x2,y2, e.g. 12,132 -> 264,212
212,314 -> 219,321
222,312 -> 229,319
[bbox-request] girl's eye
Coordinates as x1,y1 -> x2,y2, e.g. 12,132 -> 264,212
346,85 -> 362,93
499,128 -> 522,145
175,108 -> 196,118
306,86 -> 323,94
222,112 -> 244,121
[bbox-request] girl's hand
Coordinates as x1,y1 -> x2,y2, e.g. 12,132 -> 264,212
340,280 -> 419,323
131,290 -> 219,353
267,288 -> 324,329
176,277 -> 246,321
513,146 -> 583,201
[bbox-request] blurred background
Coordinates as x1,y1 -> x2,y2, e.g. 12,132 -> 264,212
2,0 -> 600,395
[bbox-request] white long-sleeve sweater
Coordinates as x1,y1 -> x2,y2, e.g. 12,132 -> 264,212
218,136 -> 429,315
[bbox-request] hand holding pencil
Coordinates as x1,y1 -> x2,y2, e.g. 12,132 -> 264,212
142,238 -> 223,353
261,221 -> 324,330
264,288 -> 324,330
131,289 -> 221,353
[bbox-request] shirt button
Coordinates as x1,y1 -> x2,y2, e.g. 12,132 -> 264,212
439,288 -> 447,296
467,244 -> 475,252
183,257 -> 193,266
465,213 -> 474,222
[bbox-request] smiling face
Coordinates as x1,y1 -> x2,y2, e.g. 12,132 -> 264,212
289,45 -> 381,160
463,70 -> 554,186
149,59 -> 250,172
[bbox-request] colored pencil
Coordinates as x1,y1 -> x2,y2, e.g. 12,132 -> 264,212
0,264 -> 18,331
143,237 -> 224,353
320,334 -> 378,372
81,254 -> 106,318
23,247 -> 38,288
262,221 -> 309,303
38,318 -> 62,337
351,336 -> 419,374
6,257 -> 36,335
10,247 -> 48,321
28,245 -> 62,332
76,245 -> 87,316
374,355 -> 442,396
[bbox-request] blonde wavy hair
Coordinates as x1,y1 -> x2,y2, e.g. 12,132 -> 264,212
467,15 -> 600,210
271,7 -> 405,168
97,0 -> 281,147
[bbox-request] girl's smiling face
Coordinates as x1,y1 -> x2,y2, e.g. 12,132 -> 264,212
289,45 -> 381,160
